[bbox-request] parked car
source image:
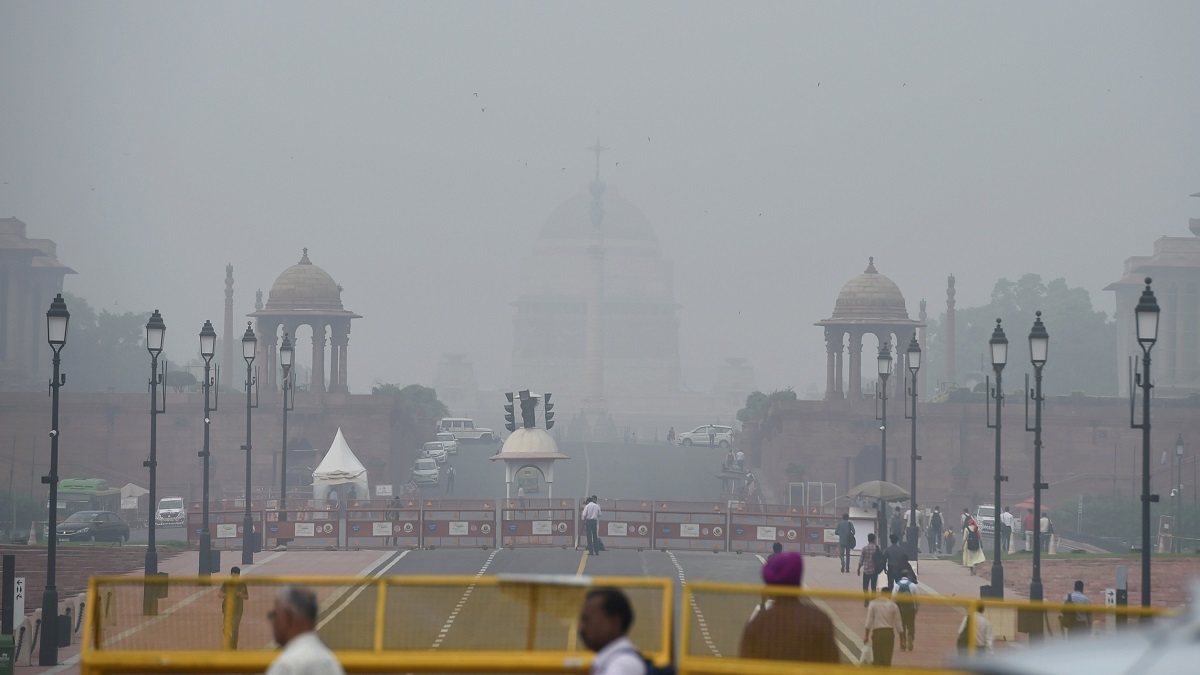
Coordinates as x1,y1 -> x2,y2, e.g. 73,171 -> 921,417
435,432 -> 459,455
56,510 -> 130,543
677,425 -> 734,448
411,458 -> 440,486
423,441 -> 448,463
155,496 -> 187,527
437,417 -> 497,443
976,504 -> 995,535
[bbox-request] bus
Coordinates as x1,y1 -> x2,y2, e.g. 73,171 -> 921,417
55,479 -> 122,519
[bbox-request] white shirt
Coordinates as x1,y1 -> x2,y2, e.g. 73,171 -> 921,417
902,509 -> 923,528
1000,511 -> 1014,528
1040,516 -> 1051,534
266,632 -> 346,675
582,502 -> 602,521
892,578 -> 919,598
735,451 -> 745,461
590,636 -> 644,675
957,613 -> 994,653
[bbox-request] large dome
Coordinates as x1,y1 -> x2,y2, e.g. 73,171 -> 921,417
538,186 -> 658,242
266,249 -> 344,311
830,258 -> 910,321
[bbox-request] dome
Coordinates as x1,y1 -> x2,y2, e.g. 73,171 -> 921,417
830,258 -> 910,321
497,427 -> 561,456
266,249 -> 344,311
538,185 -> 658,242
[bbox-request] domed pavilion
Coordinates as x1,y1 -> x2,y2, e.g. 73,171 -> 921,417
249,249 -> 361,393
815,258 -> 922,401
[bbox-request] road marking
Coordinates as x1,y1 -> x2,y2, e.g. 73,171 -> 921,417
317,550 -> 410,631
668,551 -> 721,657
430,549 -> 499,649
566,551 -> 590,650
575,551 -> 588,576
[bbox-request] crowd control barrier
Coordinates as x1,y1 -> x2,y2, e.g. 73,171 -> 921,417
420,499 -> 497,549
259,510 -> 340,549
728,504 -> 807,554
590,499 -> 654,550
652,501 -> 728,552
804,511 -> 841,557
500,498 -> 577,548
187,509 -> 265,550
343,504 -> 421,549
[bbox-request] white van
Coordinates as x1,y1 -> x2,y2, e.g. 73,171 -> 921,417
155,496 -> 187,527
437,418 -> 497,443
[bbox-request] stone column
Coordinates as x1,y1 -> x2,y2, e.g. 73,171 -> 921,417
312,323 -> 326,393
329,322 -> 349,394
834,330 -> 845,398
338,329 -> 349,392
825,329 -> 838,400
848,331 -> 863,400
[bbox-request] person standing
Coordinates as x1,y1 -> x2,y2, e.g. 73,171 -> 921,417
385,496 -> 400,546
957,605 -> 994,655
1041,511 -> 1053,553
582,496 -> 602,556
857,533 -> 881,603
903,504 -> 923,552
578,587 -> 644,675
445,465 -> 455,493
219,567 -> 249,649
1060,580 -> 1093,639
890,507 -> 905,544
266,585 -> 345,675
666,427 -> 676,445
963,516 -> 986,575
863,585 -> 905,666
1023,509 -> 1036,551
734,449 -> 745,471
883,534 -> 907,588
739,552 -> 839,663
834,513 -> 856,573
999,506 -> 1014,552
928,506 -> 943,554
766,541 -> 783,563
708,425 -> 717,447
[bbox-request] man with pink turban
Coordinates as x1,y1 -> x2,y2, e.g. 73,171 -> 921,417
739,552 -> 839,663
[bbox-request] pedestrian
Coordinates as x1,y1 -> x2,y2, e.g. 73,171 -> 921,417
734,449 -> 745,471
386,496 -> 400,546
943,528 -> 957,555
1041,511 -> 1053,553
582,495 -> 602,556
667,427 -> 676,445
724,449 -> 735,470
999,506 -> 1014,552
834,513 -> 856,573
890,507 -> 904,544
266,585 -> 345,675
446,465 -> 455,493
766,541 -> 783,563
219,566 -> 249,649
956,605 -> 994,655
1059,580 -> 1092,639
963,516 -> 985,575
960,507 -> 970,531
1023,509 -> 1036,551
578,587 -> 645,675
929,506 -> 943,554
327,487 -> 338,506
708,426 -> 717,447
863,585 -> 905,666
893,570 -> 919,652
903,504 -> 923,551
740,552 -> 839,663
883,534 -> 907,588
857,533 -> 882,603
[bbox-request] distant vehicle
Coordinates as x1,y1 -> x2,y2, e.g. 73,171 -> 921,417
438,418 -> 497,443
423,441 -> 448,463
677,425 -> 733,448
411,458 -> 440,486
976,504 -> 995,535
56,510 -> 130,543
435,432 -> 459,455
516,467 -> 539,494
155,496 -> 187,527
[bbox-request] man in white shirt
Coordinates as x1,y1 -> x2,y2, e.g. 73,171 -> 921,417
582,496 -> 602,556
999,507 -> 1015,552
579,588 -> 645,675
267,585 -> 345,675
957,605 -> 994,654
734,450 -> 745,471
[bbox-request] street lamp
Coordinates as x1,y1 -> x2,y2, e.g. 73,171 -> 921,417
904,334 -> 921,560
986,318 -> 1009,597
876,342 -> 892,543
1024,311 -> 1049,610
1130,277 -> 1159,610
197,320 -> 219,576
40,293 -> 69,666
1174,433 -> 1183,553
240,323 -> 259,565
278,333 -> 295,536
142,309 -> 166,615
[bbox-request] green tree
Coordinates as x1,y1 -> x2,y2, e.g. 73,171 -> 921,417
60,292 -> 153,392
164,370 -> 198,392
372,383 -> 449,422
737,388 -> 797,423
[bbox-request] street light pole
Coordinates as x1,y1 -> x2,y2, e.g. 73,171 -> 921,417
240,323 -> 258,566
40,293 -> 69,666
1024,311 -> 1049,612
986,319 -> 1009,598
142,309 -> 166,615
876,342 -> 892,543
1175,434 -> 1183,553
197,321 -> 219,576
904,334 -> 922,561
1130,278 -> 1160,610
278,333 -> 294,535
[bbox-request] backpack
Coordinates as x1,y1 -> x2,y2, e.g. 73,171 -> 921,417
619,648 -> 676,675
966,530 -> 980,551
872,546 -> 885,572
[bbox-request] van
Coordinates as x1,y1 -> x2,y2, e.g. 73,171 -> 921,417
976,504 -> 996,535
437,418 -> 497,443
155,496 -> 187,527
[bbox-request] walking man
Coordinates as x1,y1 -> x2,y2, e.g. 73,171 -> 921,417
219,567 -> 249,649
735,449 -> 745,472
999,506 -> 1014,552
582,495 -> 602,556
864,585 -> 905,666
386,496 -> 400,546
834,513 -> 855,573
708,425 -> 717,447
883,534 -> 907,588
928,506 -> 943,554
446,465 -> 455,493
1060,580 -> 1092,639
857,533 -> 881,600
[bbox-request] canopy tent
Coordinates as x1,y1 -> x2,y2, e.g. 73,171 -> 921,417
120,483 -> 149,500
311,428 -> 369,502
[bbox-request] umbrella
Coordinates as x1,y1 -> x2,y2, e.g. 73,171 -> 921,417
846,480 -> 910,502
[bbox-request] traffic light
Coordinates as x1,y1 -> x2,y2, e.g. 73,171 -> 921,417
543,392 -> 555,430
518,389 -> 536,428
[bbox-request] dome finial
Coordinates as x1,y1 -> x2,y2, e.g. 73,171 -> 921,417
865,257 -> 878,273
300,248 -> 311,264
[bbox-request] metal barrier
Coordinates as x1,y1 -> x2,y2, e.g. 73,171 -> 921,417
728,504 -> 806,554
420,499 -> 498,549
500,498 -> 577,548
653,501 -> 729,552
187,509 -> 265,550
804,511 -> 841,557
591,499 -> 654,550
260,509 -> 341,548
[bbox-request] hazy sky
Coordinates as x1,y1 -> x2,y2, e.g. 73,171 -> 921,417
2,2 -> 1198,399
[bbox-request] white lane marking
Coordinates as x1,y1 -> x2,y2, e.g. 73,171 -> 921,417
668,551 -> 721,658
317,550 -> 410,631
431,549 -> 499,649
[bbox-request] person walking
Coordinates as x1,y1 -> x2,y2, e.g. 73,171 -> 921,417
834,513 -> 856,573
1060,580 -> 1093,639
578,587 -> 644,675
445,465 -> 455,493
266,585 -> 345,675
999,506 -> 1014,552
903,504 -> 923,552
963,516 -> 986,575
883,534 -> 907,588
857,533 -> 882,604
582,496 -> 602,556
734,449 -> 745,471
957,605 -> 994,655
928,506 -> 943,554
1023,508 -> 1036,551
893,570 -> 919,652
740,552 -> 839,663
863,585 -> 905,666
219,566 -> 249,649
890,507 -> 905,544
1041,511 -> 1053,553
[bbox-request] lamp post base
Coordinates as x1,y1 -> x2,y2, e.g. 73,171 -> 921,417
198,533 -> 212,576
990,561 -> 1005,598
38,587 -> 58,666
142,548 -> 160,616
905,525 -> 920,561
241,515 -> 255,565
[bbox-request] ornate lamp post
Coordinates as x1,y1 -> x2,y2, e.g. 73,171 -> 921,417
39,293 -> 69,666
1175,434 -> 1184,553
197,320 -> 219,575
142,309 -> 166,615
278,333 -> 295,532
1130,278 -> 1159,609
876,342 -> 892,543
240,323 -> 258,565
1025,311 -> 1049,608
904,334 -> 921,560
986,319 -> 1009,597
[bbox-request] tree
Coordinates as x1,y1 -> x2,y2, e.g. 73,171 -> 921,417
164,370 -> 198,392
372,383 -> 449,422
60,292 -> 154,392
737,388 -> 797,423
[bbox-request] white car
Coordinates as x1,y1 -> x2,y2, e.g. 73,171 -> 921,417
155,496 -> 187,527
410,458 -> 439,486
422,441 -> 448,463
976,504 -> 996,535
437,417 -> 497,443
436,432 -> 459,455
678,425 -> 734,448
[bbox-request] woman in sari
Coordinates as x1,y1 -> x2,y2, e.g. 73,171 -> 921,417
962,516 -> 986,574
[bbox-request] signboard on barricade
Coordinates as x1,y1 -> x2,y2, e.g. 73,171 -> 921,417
187,508 -> 262,550
652,501 -> 729,552
421,499 -> 497,549
345,503 -> 421,549
804,511 -> 840,557
500,498 -> 577,548
263,510 -> 340,548
728,504 -> 806,554
587,499 -> 653,550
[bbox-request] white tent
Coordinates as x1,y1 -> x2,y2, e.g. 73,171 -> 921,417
311,428 -> 369,502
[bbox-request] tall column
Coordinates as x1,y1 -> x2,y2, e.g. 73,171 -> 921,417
328,342 -> 341,394
945,275 -> 957,387
825,329 -> 837,400
848,331 -> 863,400
338,329 -> 349,392
583,242 -> 605,409
223,265 -> 234,380
312,324 -> 326,393
834,331 -> 845,398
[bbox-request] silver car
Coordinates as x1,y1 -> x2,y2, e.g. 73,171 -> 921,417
677,425 -> 733,448
435,432 -> 459,455
423,441 -> 448,463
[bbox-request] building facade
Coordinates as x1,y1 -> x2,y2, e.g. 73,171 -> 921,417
0,218 -> 74,390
